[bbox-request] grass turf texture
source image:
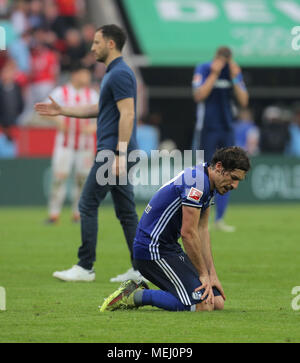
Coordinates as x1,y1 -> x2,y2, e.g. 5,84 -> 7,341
0,204 -> 299,343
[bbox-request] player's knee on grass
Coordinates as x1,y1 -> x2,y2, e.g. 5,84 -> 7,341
195,296 -> 224,312
196,301 -> 214,311
214,296 -> 225,310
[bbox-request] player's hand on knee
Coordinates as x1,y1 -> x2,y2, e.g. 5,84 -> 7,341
196,275 -> 214,306
210,275 -> 226,301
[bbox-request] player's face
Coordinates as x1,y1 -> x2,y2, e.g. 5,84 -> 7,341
77,70 -> 91,88
215,168 -> 246,195
71,69 -> 91,89
91,31 -> 109,63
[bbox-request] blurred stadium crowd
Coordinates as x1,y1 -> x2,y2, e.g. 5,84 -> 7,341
0,0 -> 105,157
0,0 -> 300,159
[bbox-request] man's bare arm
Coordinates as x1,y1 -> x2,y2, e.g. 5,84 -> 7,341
116,97 -> 135,153
193,73 -> 218,103
198,207 -> 226,301
111,97 -> 135,176
198,207 -> 216,275
181,206 -> 208,275
181,205 -> 213,303
232,83 -> 249,108
35,97 -> 99,119
229,60 -> 249,108
193,57 -> 226,103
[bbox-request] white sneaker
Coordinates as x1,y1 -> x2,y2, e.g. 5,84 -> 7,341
110,267 -> 148,283
214,220 -> 236,233
53,265 -> 95,282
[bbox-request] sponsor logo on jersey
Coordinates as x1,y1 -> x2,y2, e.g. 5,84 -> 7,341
187,187 -> 203,203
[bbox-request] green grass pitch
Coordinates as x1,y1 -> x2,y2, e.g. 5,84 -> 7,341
0,204 -> 300,343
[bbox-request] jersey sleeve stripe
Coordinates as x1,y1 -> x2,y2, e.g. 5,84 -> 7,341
182,202 -> 203,208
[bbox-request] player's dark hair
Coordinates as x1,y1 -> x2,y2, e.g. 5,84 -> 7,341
96,24 -> 127,51
210,146 -> 251,172
216,46 -> 232,59
69,62 -> 89,73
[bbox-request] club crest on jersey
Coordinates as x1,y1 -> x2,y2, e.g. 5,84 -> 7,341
145,204 -> 152,214
192,291 -> 203,300
187,187 -> 203,203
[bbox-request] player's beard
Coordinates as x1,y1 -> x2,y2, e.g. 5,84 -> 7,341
217,184 -> 230,195
96,48 -> 109,63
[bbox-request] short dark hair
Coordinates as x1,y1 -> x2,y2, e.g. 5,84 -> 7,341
69,62 -> 89,73
210,146 -> 251,172
215,46 -> 232,59
96,24 -> 127,51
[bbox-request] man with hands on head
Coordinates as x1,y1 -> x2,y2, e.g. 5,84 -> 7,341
192,46 -> 249,233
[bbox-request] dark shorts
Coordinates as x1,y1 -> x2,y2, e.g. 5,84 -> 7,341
135,252 -> 221,306
192,128 -> 235,162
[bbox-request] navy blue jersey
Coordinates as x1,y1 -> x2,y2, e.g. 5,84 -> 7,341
97,56 -> 138,152
133,164 -> 215,260
192,61 -> 246,132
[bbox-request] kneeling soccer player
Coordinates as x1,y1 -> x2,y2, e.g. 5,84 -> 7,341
100,147 -> 251,312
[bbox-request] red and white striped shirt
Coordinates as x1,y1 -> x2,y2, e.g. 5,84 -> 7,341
49,84 -> 99,151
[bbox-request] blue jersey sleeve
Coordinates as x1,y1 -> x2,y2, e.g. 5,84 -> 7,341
110,70 -> 135,102
175,168 -> 206,209
192,63 -> 209,89
234,72 -> 247,91
181,186 -> 204,208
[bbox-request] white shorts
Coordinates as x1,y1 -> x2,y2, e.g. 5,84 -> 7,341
52,146 -> 94,176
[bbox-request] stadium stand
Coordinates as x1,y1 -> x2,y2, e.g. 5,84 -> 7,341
0,0 -> 148,157
1,0 -> 300,206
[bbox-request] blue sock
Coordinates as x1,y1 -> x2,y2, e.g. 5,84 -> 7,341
137,289 -> 190,311
215,192 -> 230,221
